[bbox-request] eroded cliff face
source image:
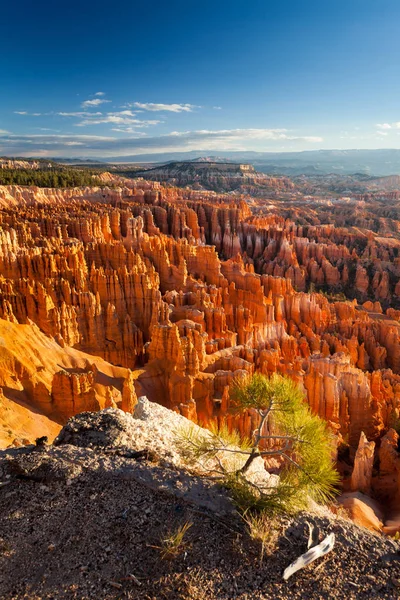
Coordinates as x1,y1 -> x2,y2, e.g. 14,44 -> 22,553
0,317 -> 137,446
1,178 -> 400,496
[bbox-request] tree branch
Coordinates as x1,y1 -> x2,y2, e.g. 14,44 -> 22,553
280,453 -> 317,485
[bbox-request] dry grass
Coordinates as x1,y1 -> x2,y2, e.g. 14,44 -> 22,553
156,520 -> 193,560
0,538 -> 12,555
244,513 -> 280,564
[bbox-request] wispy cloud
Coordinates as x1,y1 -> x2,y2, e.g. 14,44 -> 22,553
81,98 -> 111,108
111,128 -> 148,135
166,128 -> 323,143
36,128 -> 61,132
376,122 -> 400,130
75,111 -> 160,127
58,111 -> 103,117
94,92 -> 105,96
132,102 -> 197,113
14,111 -> 42,116
376,130 -> 388,136
0,133 -> 114,149
115,110 -> 137,116
0,128 -> 323,157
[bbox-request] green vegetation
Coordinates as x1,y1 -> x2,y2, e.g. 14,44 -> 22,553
388,410 -> 400,436
308,282 -> 348,302
179,373 -> 339,516
0,168 -> 104,188
113,167 -> 143,178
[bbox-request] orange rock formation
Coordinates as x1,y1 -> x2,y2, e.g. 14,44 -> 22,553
1,178 -> 400,511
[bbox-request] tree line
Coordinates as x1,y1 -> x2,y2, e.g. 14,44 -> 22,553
0,168 -> 104,188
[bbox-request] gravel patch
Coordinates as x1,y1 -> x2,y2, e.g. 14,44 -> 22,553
1,404 -> 399,599
0,444 -> 400,599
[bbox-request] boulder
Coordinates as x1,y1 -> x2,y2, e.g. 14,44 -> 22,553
337,492 -> 383,532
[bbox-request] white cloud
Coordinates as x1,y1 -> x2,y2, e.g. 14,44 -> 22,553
81,98 -> 111,108
376,122 -> 400,130
213,106 -> 222,110
1,133 -> 114,142
132,102 -> 197,113
116,110 -> 137,117
377,130 -> 388,136
58,111 -> 103,117
36,128 -> 60,132
75,114 -> 160,127
94,92 -> 105,96
14,111 -> 41,116
111,128 -> 148,135
167,128 -> 323,143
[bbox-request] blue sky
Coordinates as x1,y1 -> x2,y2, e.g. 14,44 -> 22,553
2,0 -> 400,158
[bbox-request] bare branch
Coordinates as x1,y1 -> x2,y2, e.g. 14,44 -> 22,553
211,447 -> 253,456
258,435 -> 306,443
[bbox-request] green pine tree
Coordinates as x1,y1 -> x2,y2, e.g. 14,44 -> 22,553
179,373 -> 339,514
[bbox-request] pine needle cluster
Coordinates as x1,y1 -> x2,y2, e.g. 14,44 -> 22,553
177,373 -> 339,515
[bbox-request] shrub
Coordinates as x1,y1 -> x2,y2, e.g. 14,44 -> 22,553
179,373 -> 339,515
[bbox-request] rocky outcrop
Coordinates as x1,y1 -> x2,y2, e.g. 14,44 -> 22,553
0,318 -> 137,446
374,428 -> 400,507
337,492 -> 384,532
350,432 -> 375,494
54,399 -> 274,489
0,159 -> 44,170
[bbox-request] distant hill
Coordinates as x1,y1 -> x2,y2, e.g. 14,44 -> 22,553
8,149 -> 400,177
100,149 -> 400,177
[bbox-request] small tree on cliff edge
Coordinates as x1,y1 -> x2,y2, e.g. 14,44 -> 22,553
179,373 -> 339,514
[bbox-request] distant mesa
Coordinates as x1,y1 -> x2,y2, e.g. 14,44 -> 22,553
138,158 -> 256,175
134,158 -> 294,194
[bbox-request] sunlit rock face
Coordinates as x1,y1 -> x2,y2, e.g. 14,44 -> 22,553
2,176 -> 400,496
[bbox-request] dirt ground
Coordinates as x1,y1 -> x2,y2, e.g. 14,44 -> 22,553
1,444 -> 400,600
